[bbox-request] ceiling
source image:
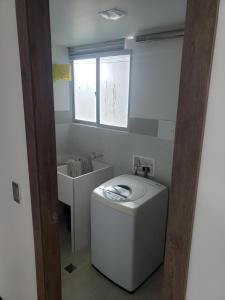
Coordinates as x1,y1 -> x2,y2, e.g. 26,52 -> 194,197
49,0 -> 187,47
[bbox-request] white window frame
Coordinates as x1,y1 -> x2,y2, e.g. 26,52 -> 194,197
71,50 -> 132,131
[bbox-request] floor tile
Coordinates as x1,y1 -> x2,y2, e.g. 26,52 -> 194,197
60,221 -> 163,300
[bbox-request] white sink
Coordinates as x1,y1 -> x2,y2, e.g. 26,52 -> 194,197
57,160 -> 113,252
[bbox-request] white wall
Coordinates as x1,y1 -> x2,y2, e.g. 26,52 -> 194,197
186,2 -> 225,300
70,124 -> 174,185
52,45 -> 71,111
55,123 -> 71,163
66,39 -> 183,185
130,38 -> 183,121
0,1 -> 37,300
52,46 -> 72,163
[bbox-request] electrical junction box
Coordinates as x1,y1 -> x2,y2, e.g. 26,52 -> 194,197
133,155 -> 155,178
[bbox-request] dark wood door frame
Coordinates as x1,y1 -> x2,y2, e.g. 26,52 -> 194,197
161,1 -> 219,299
15,0 -> 219,299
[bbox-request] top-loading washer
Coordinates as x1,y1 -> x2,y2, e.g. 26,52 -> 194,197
90,174 -> 168,292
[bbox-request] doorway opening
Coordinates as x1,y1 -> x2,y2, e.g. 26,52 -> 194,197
15,0 -> 219,299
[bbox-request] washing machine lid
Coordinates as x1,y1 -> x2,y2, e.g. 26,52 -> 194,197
102,176 -> 147,202
92,174 -> 167,215
103,185 -> 132,202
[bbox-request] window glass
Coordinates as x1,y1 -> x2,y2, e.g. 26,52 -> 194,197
74,59 -> 96,122
99,55 -> 130,128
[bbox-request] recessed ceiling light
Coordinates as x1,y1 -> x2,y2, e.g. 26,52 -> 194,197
98,8 -> 127,21
126,35 -> 135,40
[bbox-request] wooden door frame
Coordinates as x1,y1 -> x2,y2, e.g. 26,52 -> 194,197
15,0 -> 219,299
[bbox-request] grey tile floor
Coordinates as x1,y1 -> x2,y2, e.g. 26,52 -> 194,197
60,222 -> 163,300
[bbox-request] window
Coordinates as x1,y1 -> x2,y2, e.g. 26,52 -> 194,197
73,53 -> 130,128
73,59 -> 96,122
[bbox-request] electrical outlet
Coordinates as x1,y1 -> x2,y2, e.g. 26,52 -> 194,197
133,155 -> 155,177
12,181 -> 21,204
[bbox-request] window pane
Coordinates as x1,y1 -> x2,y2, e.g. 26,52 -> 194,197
74,59 -> 96,122
100,55 -> 130,128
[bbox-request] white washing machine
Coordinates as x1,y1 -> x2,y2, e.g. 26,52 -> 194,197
91,174 -> 168,292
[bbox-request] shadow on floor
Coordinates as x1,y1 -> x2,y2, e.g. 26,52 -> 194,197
59,218 -> 163,300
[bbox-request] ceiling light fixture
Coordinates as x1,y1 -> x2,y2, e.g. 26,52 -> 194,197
126,35 -> 135,40
98,8 -> 127,21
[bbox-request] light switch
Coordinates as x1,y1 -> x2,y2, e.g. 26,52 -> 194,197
12,182 -> 21,204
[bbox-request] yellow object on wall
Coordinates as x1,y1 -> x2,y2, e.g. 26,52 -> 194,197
52,64 -> 72,81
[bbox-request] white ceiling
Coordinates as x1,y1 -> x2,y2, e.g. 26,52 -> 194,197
49,0 -> 187,47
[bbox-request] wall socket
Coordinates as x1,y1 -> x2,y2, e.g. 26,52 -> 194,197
12,181 -> 21,204
133,155 -> 155,178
